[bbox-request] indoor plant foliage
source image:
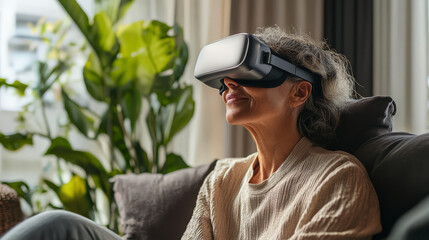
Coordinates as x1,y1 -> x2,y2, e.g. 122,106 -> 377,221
0,0 -> 193,232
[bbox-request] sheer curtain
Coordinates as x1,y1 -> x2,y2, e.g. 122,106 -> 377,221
174,0 -> 231,165
124,0 -> 231,166
226,0 -> 324,158
373,0 -> 428,134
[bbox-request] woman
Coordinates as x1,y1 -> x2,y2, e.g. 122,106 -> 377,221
2,27 -> 381,240
182,26 -> 381,239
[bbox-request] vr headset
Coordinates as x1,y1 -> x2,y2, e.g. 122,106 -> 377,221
194,33 -> 321,96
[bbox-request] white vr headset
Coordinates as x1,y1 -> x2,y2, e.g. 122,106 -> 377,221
194,33 -> 321,96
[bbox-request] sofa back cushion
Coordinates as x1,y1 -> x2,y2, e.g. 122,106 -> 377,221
355,132 -> 429,239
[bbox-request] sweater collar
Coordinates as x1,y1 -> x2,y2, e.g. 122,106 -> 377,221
246,137 -> 313,194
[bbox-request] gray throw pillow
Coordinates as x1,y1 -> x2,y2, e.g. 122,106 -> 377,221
329,96 -> 396,153
111,160 -> 217,240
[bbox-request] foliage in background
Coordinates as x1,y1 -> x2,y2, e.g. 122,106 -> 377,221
0,0 -> 193,233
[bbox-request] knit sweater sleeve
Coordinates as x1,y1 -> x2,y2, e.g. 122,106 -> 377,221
291,155 -> 382,240
182,170 -> 214,240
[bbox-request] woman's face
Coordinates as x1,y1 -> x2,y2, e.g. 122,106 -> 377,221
222,78 -> 298,126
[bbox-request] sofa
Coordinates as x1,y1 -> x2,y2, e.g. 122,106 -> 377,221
111,96 -> 429,240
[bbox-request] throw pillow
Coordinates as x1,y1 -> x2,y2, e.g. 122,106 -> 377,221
111,160 -> 217,240
329,96 -> 396,154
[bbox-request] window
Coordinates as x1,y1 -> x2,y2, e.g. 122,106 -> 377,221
0,14 -> 42,111
0,0 -> 60,111
0,0 -> 67,185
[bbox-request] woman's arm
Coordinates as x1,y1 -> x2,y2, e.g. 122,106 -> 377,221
182,172 -> 214,240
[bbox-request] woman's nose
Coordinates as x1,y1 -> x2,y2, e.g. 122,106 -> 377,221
223,78 -> 239,89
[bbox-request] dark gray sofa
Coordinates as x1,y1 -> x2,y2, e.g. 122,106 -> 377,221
111,96 -> 429,240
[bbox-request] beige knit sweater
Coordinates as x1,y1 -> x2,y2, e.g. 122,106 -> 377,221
182,138 -> 381,240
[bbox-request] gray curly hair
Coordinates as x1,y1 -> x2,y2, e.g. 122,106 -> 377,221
254,26 -> 355,146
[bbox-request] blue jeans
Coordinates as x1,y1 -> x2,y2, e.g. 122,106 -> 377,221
1,210 -> 122,240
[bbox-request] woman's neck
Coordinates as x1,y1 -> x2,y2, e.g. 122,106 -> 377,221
244,119 -> 301,184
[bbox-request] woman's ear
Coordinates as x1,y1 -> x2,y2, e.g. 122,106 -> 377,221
289,81 -> 312,108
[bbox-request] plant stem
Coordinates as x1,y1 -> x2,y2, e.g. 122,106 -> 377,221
40,98 -> 63,185
148,106 -> 159,173
80,104 -> 100,119
116,102 -> 139,171
33,132 -> 50,139
108,187 -> 118,233
154,145 -> 159,173
40,99 -> 52,140
107,101 -> 116,172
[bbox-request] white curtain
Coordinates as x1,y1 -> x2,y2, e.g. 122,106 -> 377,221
124,0 -> 231,166
373,0 -> 429,134
173,0 -> 231,166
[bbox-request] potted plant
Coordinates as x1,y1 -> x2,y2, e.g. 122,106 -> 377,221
0,0 -> 193,233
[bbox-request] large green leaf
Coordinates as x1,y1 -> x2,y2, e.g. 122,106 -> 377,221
45,137 -> 111,198
156,86 -> 195,146
140,21 -> 175,74
43,179 -> 61,194
172,23 -> 189,81
98,108 -> 131,170
83,53 -> 106,101
58,0 -> 119,69
42,179 -> 67,209
0,133 -> 33,150
120,85 -> 142,131
147,23 -> 188,93
58,175 -> 91,218
138,21 -> 175,92
35,61 -> 69,97
132,141 -> 150,173
93,12 -> 116,52
110,57 -> 137,87
146,86 -> 194,147
116,21 -> 145,58
116,21 -> 154,93
165,87 -> 194,145
57,0 -> 99,59
45,137 -> 107,177
160,153 -> 189,174
146,95 -> 163,145
0,78 -> 28,96
117,0 -> 134,21
116,20 -> 183,95
91,11 -> 119,67
61,89 -> 94,137
94,0 -> 134,24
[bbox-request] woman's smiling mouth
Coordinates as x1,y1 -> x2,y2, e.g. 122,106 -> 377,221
225,93 -> 248,104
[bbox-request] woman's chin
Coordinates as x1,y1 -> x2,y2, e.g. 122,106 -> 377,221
225,112 -> 251,125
